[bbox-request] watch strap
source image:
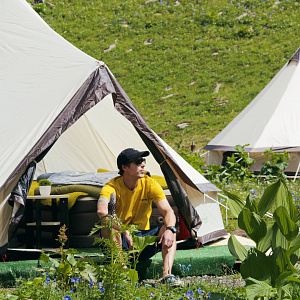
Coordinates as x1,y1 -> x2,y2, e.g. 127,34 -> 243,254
166,226 -> 176,233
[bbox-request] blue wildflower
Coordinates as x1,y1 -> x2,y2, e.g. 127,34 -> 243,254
45,278 -> 51,284
207,292 -> 211,298
64,296 -> 71,300
197,287 -> 203,294
187,290 -> 194,298
73,277 -> 81,283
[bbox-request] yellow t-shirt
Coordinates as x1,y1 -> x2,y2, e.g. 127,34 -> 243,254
100,175 -> 166,230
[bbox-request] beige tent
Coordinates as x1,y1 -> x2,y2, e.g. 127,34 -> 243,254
0,0 -> 226,254
204,47 -> 300,175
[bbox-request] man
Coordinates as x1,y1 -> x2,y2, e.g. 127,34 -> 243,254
97,148 -> 182,285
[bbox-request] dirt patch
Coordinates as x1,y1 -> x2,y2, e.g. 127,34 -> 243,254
232,230 -> 248,238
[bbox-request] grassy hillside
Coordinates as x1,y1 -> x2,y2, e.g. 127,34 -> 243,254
29,0 -> 300,158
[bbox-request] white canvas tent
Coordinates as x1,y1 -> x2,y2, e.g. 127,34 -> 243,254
0,0 -> 226,255
204,47 -> 300,175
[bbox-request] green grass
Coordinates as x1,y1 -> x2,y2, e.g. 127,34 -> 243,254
28,0 -> 300,154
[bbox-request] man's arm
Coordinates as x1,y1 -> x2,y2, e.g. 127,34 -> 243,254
97,197 -> 109,218
155,199 -> 176,249
155,198 -> 176,227
97,195 -> 133,249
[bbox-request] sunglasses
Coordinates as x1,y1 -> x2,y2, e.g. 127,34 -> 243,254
128,157 -> 146,165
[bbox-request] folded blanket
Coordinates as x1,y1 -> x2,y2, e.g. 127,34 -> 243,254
47,170 -> 118,187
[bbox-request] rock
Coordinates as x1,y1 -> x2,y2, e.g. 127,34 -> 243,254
104,40 -> 117,52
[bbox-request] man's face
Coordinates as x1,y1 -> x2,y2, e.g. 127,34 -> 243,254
123,157 -> 146,179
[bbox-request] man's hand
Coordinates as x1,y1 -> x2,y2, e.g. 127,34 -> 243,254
123,230 -> 133,250
158,229 -> 174,249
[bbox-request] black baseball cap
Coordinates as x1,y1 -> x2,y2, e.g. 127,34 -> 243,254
117,148 -> 150,169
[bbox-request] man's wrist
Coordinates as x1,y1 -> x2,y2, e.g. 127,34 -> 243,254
123,230 -> 130,236
165,226 -> 177,233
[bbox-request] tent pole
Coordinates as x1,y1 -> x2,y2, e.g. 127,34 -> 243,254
200,151 -> 209,157
41,159 -> 47,174
293,160 -> 300,182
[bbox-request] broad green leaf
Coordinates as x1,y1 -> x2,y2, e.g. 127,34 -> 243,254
132,235 -> 157,254
281,280 -> 300,300
39,251 -> 50,263
285,276 -> 300,285
240,249 -> 270,280
128,269 -> 139,285
257,224 -> 273,253
275,270 -> 298,288
65,248 -> 79,255
228,234 -> 248,261
245,195 -> 259,214
272,223 -> 289,251
67,254 -> 77,266
270,247 -> 295,286
290,234 -> 300,257
289,253 -> 299,266
238,208 -> 267,244
259,179 -> 298,221
234,144 -> 246,152
245,157 -> 255,165
223,190 -> 245,218
58,261 -> 71,275
245,278 -> 276,300
32,277 -> 43,285
258,180 -> 285,217
273,206 -> 299,242
287,243 -> 300,265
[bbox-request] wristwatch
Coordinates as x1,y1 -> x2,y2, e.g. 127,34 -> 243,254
166,226 -> 177,233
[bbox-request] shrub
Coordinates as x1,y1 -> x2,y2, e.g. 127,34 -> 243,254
225,179 -> 300,300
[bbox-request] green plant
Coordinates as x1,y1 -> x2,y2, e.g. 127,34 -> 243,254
223,145 -> 255,183
89,215 -> 157,299
38,179 -> 52,186
36,225 -> 98,284
260,149 -> 290,182
225,179 -> 300,300
204,164 -> 225,184
205,144 -> 256,185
